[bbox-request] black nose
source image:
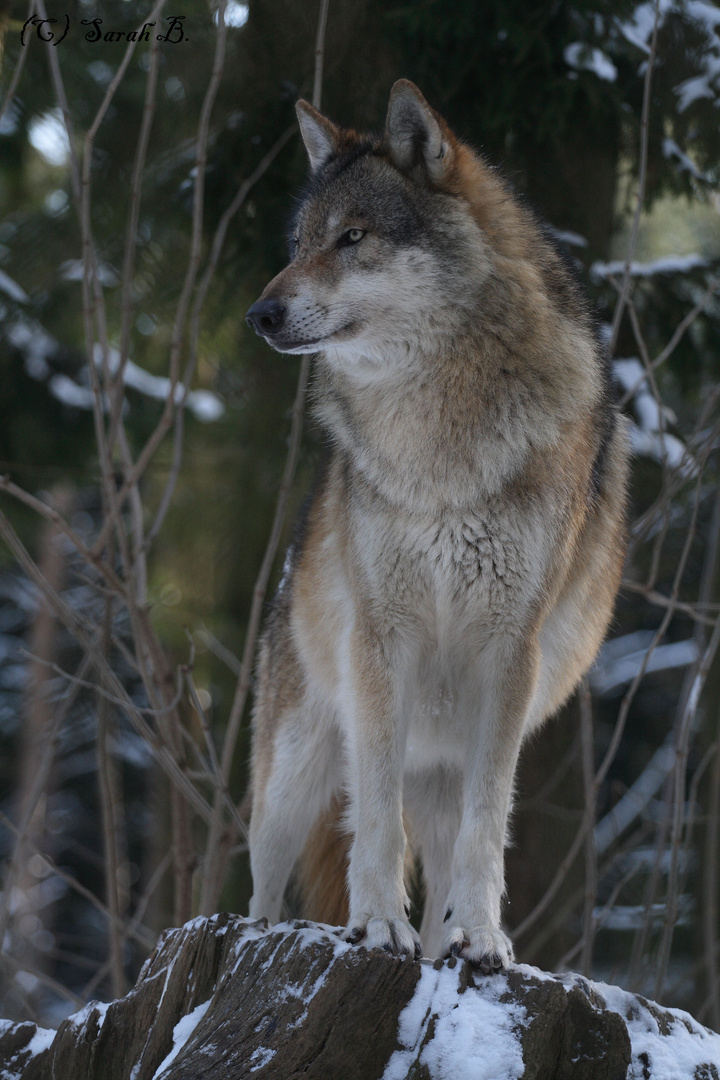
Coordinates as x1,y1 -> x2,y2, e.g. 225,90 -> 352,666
246,298 -> 286,337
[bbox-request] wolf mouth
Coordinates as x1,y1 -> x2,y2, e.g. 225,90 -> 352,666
268,322 -> 357,353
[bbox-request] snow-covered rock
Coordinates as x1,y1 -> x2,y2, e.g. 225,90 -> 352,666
0,914 -> 718,1078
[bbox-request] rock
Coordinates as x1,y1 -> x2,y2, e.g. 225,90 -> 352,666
1,914 -> 719,1079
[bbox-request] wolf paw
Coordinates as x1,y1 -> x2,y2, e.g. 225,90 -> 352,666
441,924 -> 513,973
343,916 -> 421,959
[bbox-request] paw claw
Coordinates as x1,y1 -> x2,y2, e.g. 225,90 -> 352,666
344,915 -> 421,959
441,923 -> 513,972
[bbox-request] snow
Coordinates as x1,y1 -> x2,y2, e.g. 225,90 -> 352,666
686,0 -> 720,31
629,426 -> 691,472
380,952 -> 720,1079
0,270 -> 28,304
613,358 -> 694,474
215,1 -> 249,28
7,321 -> 53,381
21,1025 -> 55,1058
590,637 -> 699,696
27,110 -> 70,168
564,42 -> 618,82
382,963 -> 525,1080
674,1 -> 720,114
7,918 -> 718,1079
591,254 -> 709,281
616,0 -> 676,54
249,1046 -> 277,1071
93,345 -> 225,422
150,999 -> 211,1079
61,260 -> 119,287
599,982 -> 720,1080
67,999 -> 110,1031
7,315 -> 224,422
675,71 -> 720,113
549,229 -> 588,249
48,374 -> 95,410
0,1022 -> 56,1079
662,138 -> 712,183
592,899 -> 693,931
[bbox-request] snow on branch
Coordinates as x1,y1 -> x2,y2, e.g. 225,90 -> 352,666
613,358 -> 694,473
592,254 -> 710,281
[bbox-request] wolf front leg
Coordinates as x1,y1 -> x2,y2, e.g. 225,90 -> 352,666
441,637 -> 540,972
342,630 -> 421,958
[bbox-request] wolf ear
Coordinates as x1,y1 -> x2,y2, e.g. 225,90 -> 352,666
296,100 -> 340,173
385,80 -> 453,185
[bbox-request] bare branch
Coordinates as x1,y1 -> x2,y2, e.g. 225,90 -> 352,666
0,811 -> 155,951
0,0 -> 34,131
0,476 -> 126,595
1,952 -> 85,1011
312,0 -> 331,110
579,682 -> 597,977
200,0 -> 331,913
653,614 -> 720,999
608,0 -> 659,356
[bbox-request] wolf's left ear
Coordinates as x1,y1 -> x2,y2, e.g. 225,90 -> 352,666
385,80 -> 453,185
296,100 -> 341,173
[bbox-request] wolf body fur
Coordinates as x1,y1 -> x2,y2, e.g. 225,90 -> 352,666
245,81 -> 629,970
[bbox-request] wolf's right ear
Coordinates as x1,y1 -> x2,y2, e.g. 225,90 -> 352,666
385,80 -> 453,185
296,100 -> 340,173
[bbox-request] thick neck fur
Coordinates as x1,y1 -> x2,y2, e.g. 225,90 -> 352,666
312,241 -> 601,514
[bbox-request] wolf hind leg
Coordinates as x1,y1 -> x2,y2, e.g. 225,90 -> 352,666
249,705 -> 342,925
404,766 -> 462,959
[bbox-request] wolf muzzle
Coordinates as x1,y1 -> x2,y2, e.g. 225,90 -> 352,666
246,298 -> 285,339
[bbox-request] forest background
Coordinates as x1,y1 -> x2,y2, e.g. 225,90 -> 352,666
1,0 -> 720,1034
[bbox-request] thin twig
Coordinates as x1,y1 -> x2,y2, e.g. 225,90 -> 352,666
200,0 -> 331,913
90,0 -> 230,557
1,952 -> 85,1011
19,649 -> 184,716
111,21 -> 164,452
620,582 -> 720,627
185,665 -> 249,843
0,812 -> 154,950
618,279 -> 720,409
0,650 -> 94,949
0,0 -> 35,131
97,587 -> 126,998
0,508 -> 216,826
146,123 -> 297,550
514,459 -> 708,942
579,682 -> 597,977
312,0 -> 331,110
653,615 -> 720,1000
704,724 -> 720,1030
608,0 -> 659,356
0,476 -> 126,594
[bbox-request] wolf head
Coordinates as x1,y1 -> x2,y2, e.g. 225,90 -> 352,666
246,81 -> 501,370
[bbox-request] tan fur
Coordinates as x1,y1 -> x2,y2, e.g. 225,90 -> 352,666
298,794 -> 350,925
245,81 -> 629,968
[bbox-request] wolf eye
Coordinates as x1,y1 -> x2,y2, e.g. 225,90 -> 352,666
340,228 -> 365,247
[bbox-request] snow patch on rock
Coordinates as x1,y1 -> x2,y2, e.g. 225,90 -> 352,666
383,963 -> 525,1080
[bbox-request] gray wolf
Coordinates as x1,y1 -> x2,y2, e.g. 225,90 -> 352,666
245,80 -> 628,970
